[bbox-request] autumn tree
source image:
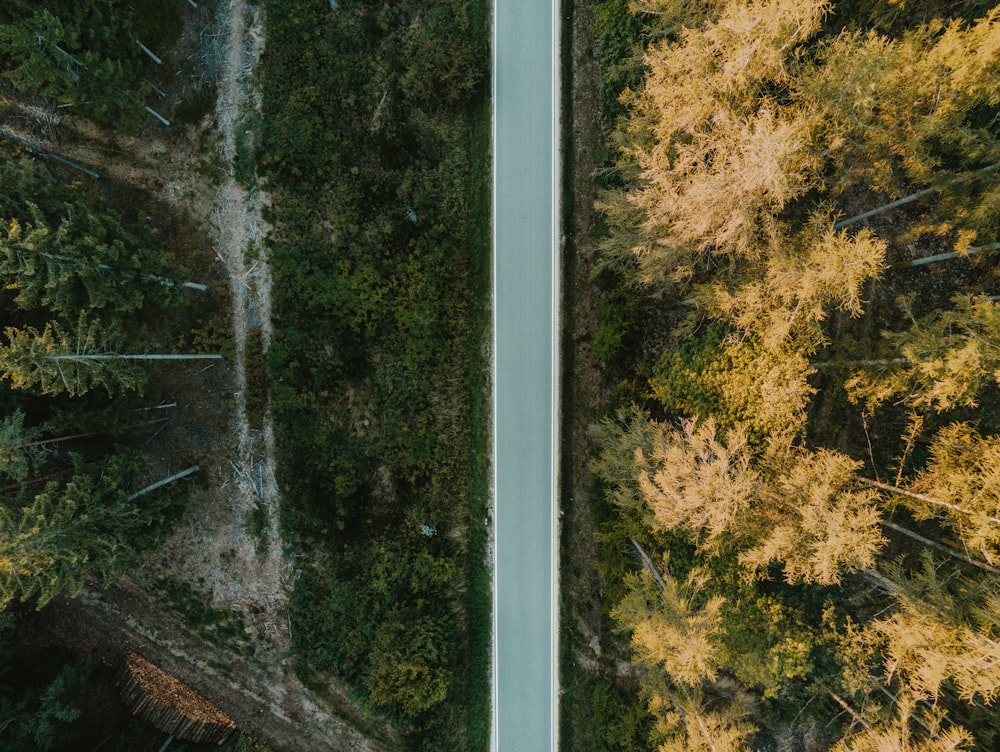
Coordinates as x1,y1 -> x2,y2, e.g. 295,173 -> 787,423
635,417 -> 884,585
590,1 -> 1000,749
647,683 -> 756,752
871,558 -> 1000,705
832,693 -> 973,752
599,0 -> 831,286
799,8 -> 1000,200
612,563 -> 757,751
846,294 -> 1000,414
903,422 -> 1000,565
697,222 -> 887,351
614,565 -> 726,687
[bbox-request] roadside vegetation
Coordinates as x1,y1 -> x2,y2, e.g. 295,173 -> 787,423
258,0 -> 491,748
580,0 -> 1000,749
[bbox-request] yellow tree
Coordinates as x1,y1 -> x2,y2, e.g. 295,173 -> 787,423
740,447 -> 885,586
637,419 -> 759,556
832,693 -> 972,752
598,0 -> 832,289
797,8 -> 1000,235
873,559 -> 1000,705
614,565 -> 726,687
699,221 -> 886,351
613,563 -> 757,752
650,686 -> 756,752
637,418 -> 885,585
846,294 -> 1000,414
907,423 -> 1000,566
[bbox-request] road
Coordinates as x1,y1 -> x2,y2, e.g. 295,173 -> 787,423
491,0 -> 560,750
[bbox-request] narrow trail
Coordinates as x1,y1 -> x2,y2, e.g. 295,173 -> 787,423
204,0 -> 289,631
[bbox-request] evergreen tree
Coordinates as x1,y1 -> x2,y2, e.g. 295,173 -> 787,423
0,2 -> 149,124
0,411 -> 43,484
0,316 -> 142,397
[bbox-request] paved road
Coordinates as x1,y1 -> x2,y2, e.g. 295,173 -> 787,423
491,1 -> 560,751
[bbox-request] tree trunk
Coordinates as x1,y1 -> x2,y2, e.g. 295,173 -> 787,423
128,465 -> 200,501
0,466 -> 73,492
137,42 -> 162,65
14,431 -> 98,449
630,537 -> 668,591
49,354 -> 223,361
0,128 -> 100,179
854,475 -> 1000,525
824,687 -> 870,730
880,520 -> 1000,575
894,241 -> 1000,269
835,162 -> 1000,230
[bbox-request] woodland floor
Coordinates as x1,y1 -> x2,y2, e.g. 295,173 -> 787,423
0,1 -> 400,749
559,0 -> 639,747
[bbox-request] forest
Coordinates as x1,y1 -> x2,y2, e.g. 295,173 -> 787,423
576,0 -> 1000,750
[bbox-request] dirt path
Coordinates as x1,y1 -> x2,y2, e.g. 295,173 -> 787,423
192,0 -> 289,633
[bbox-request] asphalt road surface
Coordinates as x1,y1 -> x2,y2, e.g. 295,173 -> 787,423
491,1 -> 560,751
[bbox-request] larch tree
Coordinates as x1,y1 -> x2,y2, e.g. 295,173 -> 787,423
633,417 -> 884,585
697,221 -> 887,352
651,329 -> 816,440
637,419 -> 760,557
873,558 -> 1000,705
600,0 -> 831,284
648,684 -> 756,752
613,565 -> 727,688
846,294 -> 1000,414
796,8 -> 1000,241
740,447 -> 885,586
832,693 -> 973,752
907,422 -> 1000,565
798,9 -> 1000,186
612,562 -> 757,751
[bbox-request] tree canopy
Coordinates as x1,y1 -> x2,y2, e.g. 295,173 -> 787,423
588,0 -> 1000,748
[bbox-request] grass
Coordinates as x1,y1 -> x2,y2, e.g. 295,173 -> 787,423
148,577 -> 254,656
459,0 -> 493,742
